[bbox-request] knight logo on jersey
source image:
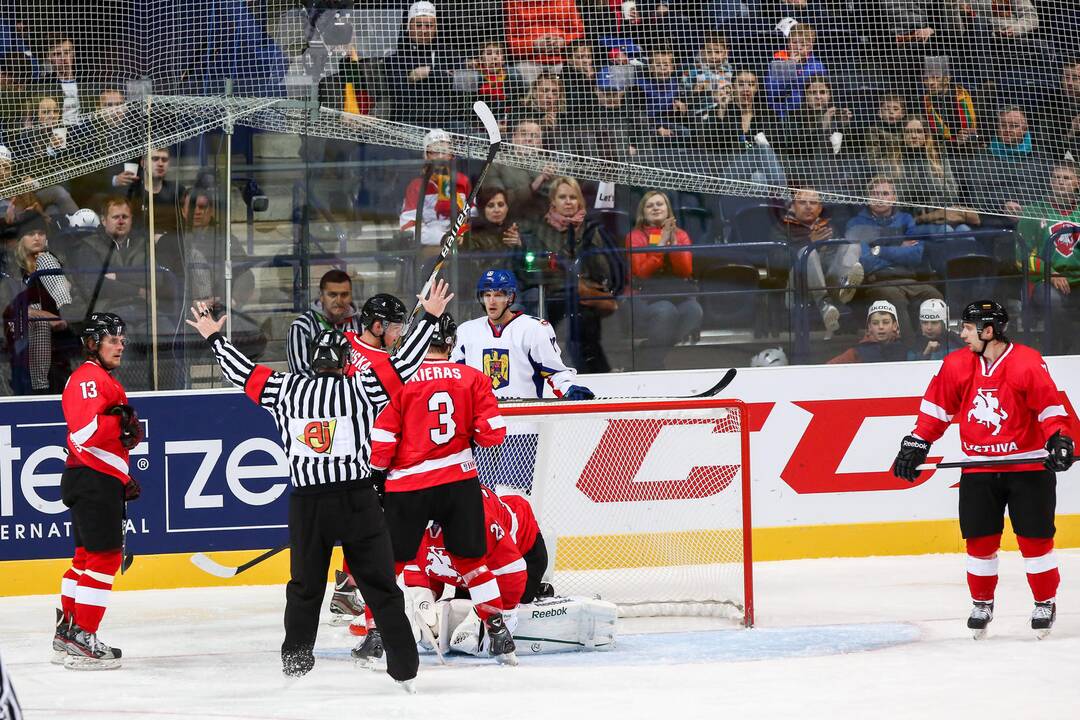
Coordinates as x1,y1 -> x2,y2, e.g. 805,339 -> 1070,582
482,348 -> 510,390
425,546 -> 459,581
297,419 -> 337,454
1050,221 -> 1080,257
967,389 -> 1009,436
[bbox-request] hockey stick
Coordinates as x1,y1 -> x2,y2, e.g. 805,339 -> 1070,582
398,101 -> 502,344
120,502 -> 133,575
917,454 -> 1080,471
500,367 -> 737,404
190,544 -> 289,579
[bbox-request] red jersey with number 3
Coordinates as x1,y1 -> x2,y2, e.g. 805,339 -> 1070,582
371,359 -> 506,491
61,360 -> 132,484
913,344 -> 1071,473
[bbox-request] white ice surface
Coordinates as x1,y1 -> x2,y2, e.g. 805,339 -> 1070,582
4,550 -> 1080,719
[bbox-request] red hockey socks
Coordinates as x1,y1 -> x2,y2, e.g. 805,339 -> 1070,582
74,549 -> 122,633
965,534 -> 1001,602
455,555 -> 503,620
1016,536 -> 1059,603
60,546 -> 88,620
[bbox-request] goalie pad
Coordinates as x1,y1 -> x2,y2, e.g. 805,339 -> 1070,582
438,596 -> 617,656
401,585 -> 437,646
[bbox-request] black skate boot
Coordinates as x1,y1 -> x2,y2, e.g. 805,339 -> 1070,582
967,600 -> 994,640
350,628 -> 384,668
329,570 -> 364,625
484,614 -> 518,666
65,624 -> 122,670
1031,601 -> 1056,640
282,647 -> 315,678
52,608 -> 72,665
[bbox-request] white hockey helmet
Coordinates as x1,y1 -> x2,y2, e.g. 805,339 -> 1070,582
867,300 -> 897,322
919,298 -> 948,324
751,347 -> 788,367
67,208 -> 101,229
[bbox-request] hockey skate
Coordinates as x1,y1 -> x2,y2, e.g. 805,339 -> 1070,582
484,614 -> 518,666
65,624 -> 122,670
1031,601 -> 1056,640
329,570 -> 364,625
350,628 -> 384,668
967,600 -> 994,640
397,679 -> 417,695
52,609 -> 72,665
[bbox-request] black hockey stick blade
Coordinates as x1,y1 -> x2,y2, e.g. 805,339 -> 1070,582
399,101 -> 502,344
121,552 -> 134,574
693,368 -> 736,398
917,454 -> 1080,471
190,544 -> 289,579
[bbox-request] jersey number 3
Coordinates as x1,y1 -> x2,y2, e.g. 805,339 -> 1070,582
428,391 -> 456,445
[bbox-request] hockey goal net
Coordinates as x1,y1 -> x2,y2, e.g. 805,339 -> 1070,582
475,398 -> 753,626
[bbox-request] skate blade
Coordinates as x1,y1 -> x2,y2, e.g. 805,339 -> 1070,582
351,655 -> 384,671
397,679 -> 417,695
971,627 -> 989,641
329,612 -> 361,627
51,649 -> 68,665
64,655 -> 121,670
494,651 -> 518,666
1034,627 -> 1053,640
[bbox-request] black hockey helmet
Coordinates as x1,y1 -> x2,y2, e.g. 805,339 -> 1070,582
310,329 -> 350,375
961,300 -> 1008,341
430,312 -> 457,348
359,293 -> 407,330
82,312 -> 125,346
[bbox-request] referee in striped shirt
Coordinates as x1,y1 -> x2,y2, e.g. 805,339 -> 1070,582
187,280 -> 453,687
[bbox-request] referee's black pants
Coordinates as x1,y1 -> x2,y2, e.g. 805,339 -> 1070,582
281,483 -> 418,681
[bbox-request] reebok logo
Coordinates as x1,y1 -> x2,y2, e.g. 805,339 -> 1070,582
531,607 -> 568,619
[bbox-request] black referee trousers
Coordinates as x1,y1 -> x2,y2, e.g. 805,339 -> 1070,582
281,483 -> 418,681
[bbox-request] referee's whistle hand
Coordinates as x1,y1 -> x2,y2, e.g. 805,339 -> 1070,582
185,301 -> 227,339
419,278 -> 454,317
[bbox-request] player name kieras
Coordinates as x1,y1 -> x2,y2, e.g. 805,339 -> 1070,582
962,440 -> 1020,453
406,365 -> 463,383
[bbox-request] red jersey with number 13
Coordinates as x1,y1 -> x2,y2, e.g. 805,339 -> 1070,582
371,359 -> 506,491
61,360 -> 132,484
913,344 -> 1071,473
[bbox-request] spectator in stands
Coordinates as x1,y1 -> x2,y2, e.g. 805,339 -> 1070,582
775,77 -> 855,195
624,190 -> 702,370
69,87 -> 140,209
636,47 -> 691,148
399,129 -> 471,258
846,176 -> 943,337
14,94 -> 69,162
0,143 -> 77,223
865,94 -> 908,170
384,1 -> 459,126
286,269 -> 361,376
958,0 -> 1039,92
460,185 -> 522,303
487,117 -> 554,221
764,23 -> 826,119
0,210 -> 75,394
594,67 -> 646,162
772,187 -> 861,338
562,40 -> 601,128
882,2 -> 960,96
0,52 -> 32,143
681,31 -> 732,117
696,70 -> 779,157
519,72 -> 570,152
520,176 -> 619,373
128,146 -> 183,236
958,105 -> 1046,219
505,0 -> 584,76
827,300 -> 907,364
176,187 -> 247,305
1040,57 -> 1080,163
40,34 -> 85,126
921,56 -> 979,155
469,41 -> 525,126
1018,161 -> 1080,355
907,297 -> 961,361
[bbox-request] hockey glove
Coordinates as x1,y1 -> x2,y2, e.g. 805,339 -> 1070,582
892,434 -> 930,482
124,476 -> 142,502
564,385 -> 595,401
370,469 -> 387,505
106,404 -> 143,449
1045,431 -> 1075,473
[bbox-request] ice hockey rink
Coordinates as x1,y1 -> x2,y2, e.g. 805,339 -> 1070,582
4,550 -> 1079,719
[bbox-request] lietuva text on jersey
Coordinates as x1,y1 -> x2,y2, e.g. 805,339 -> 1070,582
205,313 -> 438,493
451,312 -> 578,399
913,344 -> 1071,473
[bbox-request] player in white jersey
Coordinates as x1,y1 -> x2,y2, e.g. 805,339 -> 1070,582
452,269 -> 594,400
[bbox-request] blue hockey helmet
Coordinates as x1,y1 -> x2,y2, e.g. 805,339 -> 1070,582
476,269 -> 517,305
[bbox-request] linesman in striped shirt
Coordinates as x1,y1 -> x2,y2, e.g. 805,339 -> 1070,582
186,280 -> 453,689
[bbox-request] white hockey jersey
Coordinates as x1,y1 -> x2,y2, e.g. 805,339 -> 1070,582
452,313 -> 579,399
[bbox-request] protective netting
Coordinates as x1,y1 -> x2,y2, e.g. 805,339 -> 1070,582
476,400 -> 750,621
3,2 -> 1080,218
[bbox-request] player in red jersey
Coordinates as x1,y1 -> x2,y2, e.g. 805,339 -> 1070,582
54,313 -> 143,669
893,300 -> 1076,639
359,312 -> 516,663
485,489 -> 552,603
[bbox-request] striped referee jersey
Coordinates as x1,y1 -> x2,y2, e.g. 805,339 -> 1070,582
286,304 -> 363,376
207,313 -> 437,493
0,648 -> 22,720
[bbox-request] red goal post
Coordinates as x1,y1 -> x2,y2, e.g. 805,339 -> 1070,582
476,397 -> 753,626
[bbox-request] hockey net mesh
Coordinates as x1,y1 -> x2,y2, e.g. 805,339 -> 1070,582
2,3 -> 1078,218
476,400 -> 750,621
